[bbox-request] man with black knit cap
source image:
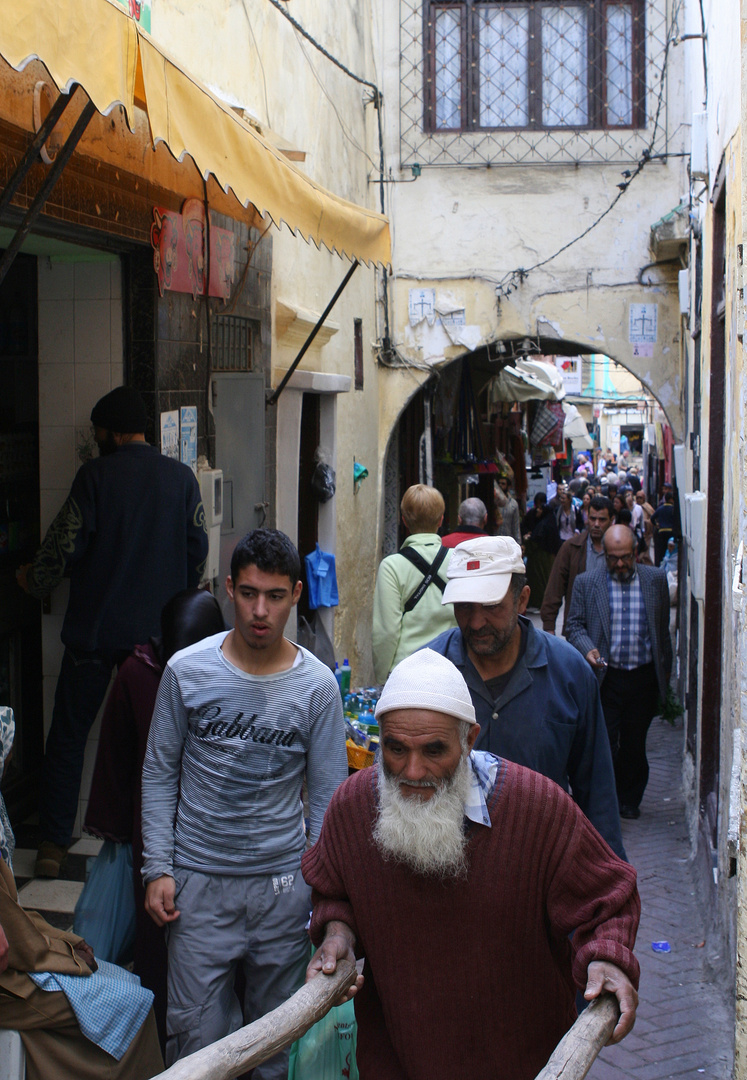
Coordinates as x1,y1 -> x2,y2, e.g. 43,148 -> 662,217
18,386 -> 208,878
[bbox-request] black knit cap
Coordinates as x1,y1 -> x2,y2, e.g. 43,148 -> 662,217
90,387 -> 147,434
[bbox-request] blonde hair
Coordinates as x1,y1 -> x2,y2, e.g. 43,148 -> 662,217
401,485 -> 445,533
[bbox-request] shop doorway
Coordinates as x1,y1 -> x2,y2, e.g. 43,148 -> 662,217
0,252 -> 43,821
700,174 -> 726,839
383,346 -> 672,558
296,393 -> 320,625
212,371 -> 266,620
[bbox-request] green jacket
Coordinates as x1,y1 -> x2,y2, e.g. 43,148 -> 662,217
372,534 -> 457,683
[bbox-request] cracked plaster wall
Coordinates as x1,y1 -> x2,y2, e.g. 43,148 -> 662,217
376,0 -> 689,506
149,0 -> 386,682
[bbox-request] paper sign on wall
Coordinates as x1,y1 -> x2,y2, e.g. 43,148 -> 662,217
151,200 -> 235,301
180,406 -> 197,473
629,304 -> 657,357
160,410 -> 179,460
113,0 -> 151,32
555,356 -> 583,394
608,425 -> 621,456
409,288 -> 436,326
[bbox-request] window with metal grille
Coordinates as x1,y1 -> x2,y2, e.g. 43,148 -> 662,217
211,315 -> 255,372
425,1 -> 645,134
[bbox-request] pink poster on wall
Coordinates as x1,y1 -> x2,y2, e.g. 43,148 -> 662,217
151,199 -> 235,301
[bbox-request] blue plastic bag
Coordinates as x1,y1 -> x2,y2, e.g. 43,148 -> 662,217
73,841 -> 136,965
287,997 -> 358,1080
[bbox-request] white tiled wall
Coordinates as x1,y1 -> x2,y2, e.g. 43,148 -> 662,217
37,258 -> 123,838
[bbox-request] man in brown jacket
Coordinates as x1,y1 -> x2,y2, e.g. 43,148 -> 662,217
541,496 -> 613,636
0,856 -> 163,1080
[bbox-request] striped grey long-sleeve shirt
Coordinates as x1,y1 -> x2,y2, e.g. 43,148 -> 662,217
141,633 -> 347,882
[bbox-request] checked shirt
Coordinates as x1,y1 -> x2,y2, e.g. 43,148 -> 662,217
607,569 -> 653,670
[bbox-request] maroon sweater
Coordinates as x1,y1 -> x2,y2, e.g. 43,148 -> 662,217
302,760 -> 640,1080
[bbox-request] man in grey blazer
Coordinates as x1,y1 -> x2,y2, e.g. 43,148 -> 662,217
566,525 -> 672,820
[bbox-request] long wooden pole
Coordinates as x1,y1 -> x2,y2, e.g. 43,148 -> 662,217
151,960 -> 357,1080
533,993 -> 619,1080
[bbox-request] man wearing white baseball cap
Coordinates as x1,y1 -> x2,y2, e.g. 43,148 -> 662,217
302,649 -> 640,1080
425,535 -> 625,858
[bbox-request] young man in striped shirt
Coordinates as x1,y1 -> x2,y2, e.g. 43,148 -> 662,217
141,529 -> 347,1076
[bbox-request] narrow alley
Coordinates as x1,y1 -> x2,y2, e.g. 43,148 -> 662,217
590,718 -> 733,1080
3,0 -> 747,1072
4,716 -> 735,1080
525,604 -> 735,1079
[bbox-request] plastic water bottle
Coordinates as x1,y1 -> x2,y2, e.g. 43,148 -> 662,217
340,658 -> 352,696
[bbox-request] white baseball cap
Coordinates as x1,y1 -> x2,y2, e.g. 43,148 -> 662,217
375,649 -> 476,724
441,536 -> 525,606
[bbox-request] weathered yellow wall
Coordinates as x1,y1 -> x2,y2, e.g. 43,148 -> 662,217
148,0 -> 386,681
374,0 -> 688,571
141,0 -> 696,687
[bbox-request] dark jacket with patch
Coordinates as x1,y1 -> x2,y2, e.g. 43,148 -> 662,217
28,444 -> 208,652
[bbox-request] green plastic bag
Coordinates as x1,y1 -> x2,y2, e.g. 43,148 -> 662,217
287,997 -> 358,1080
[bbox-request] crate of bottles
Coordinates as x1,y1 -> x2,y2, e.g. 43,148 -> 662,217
343,688 -> 381,771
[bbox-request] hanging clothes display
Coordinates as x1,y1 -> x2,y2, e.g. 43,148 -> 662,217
451,360 -> 484,463
530,401 -> 566,447
304,545 -> 339,609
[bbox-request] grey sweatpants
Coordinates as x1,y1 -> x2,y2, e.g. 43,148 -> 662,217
165,864 -> 311,1078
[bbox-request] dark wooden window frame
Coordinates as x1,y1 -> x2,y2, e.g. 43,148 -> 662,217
423,0 -> 646,134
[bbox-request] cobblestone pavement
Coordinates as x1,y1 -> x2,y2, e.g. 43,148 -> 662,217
589,718 -> 734,1080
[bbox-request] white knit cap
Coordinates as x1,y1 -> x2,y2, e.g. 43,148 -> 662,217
375,649 -> 476,724
441,536 -> 526,606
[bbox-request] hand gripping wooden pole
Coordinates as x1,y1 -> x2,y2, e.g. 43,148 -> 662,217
533,993 -> 620,1080
151,960 -> 357,1080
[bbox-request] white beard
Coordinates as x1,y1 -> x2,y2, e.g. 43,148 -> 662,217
372,753 -> 472,880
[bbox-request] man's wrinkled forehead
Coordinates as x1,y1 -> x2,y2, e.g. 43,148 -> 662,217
379,708 -> 464,737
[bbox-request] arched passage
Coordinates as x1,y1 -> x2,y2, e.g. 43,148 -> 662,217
379,338 -> 674,556
386,275 -> 684,445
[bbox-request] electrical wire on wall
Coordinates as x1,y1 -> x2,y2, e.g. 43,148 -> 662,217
291,32 -> 379,172
697,0 -> 708,106
380,0 -> 687,376
241,0 -> 272,128
262,0 -> 393,355
493,0 -> 685,302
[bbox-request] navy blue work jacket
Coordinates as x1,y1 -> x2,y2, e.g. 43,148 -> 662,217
426,617 -> 625,860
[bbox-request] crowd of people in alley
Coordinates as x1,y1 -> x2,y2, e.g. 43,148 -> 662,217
0,389 -> 681,1079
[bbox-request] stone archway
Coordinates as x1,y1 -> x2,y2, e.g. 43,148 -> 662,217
385,275 -> 683,449
527,283 -> 683,440
378,331 -> 678,557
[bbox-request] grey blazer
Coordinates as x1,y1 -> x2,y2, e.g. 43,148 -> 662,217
566,563 -> 672,701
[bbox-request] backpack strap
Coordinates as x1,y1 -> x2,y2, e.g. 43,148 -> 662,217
399,545 -> 449,613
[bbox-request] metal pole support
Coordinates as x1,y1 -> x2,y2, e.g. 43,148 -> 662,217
0,87 -> 76,221
0,98 -> 96,288
267,259 -> 359,407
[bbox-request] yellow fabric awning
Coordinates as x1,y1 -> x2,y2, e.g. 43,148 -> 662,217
0,0 -> 391,267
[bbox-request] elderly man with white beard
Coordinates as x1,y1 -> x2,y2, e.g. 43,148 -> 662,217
302,649 -> 640,1080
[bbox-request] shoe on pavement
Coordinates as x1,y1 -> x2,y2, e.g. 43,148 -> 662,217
35,841 -> 68,878
619,805 -> 641,820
